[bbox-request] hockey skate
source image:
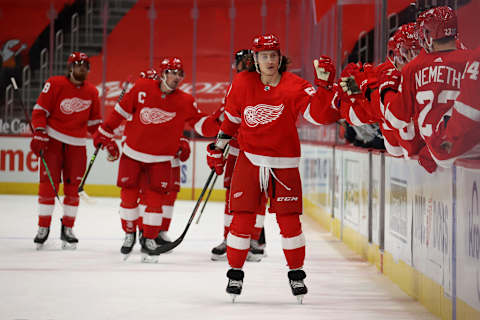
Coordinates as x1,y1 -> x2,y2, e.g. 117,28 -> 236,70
140,238 -> 160,263
226,269 -> 244,303
33,226 -> 50,250
60,223 -> 78,250
246,239 -> 264,262
211,239 -> 227,261
121,232 -> 136,260
155,231 -> 172,246
288,270 -> 308,304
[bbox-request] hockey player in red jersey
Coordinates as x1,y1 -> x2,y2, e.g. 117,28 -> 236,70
31,51 -> 105,250
93,57 -> 219,262
206,33 -> 338,303
210,49 -> 268,262
383,6 -> 471,169
438,47 -> 480,162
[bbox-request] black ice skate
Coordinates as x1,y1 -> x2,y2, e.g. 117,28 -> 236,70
121,232 -> 136,260
34,226 -> 50,250
226,269 -> 244,303
60,222 -> 78,250
155,231 -> 172,246
140,238 -> 161,263
211,239 -> 227,261
288,269 -> 308,304
246,239 -> 264,262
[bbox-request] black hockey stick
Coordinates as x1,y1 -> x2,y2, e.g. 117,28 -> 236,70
77,76 -> 132,196
154,145 -> 230,254
195,173 -> 219,224
10,77 -> 60,203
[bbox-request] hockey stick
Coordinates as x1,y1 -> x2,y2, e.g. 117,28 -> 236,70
77,76 -> 132,202
11,77 -> 60,203
154,145 -> 230,254
195,173 -> 218,224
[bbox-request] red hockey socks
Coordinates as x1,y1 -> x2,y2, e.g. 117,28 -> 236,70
276,213 -> 305,270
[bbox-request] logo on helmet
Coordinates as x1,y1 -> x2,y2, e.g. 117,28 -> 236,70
244,104 -> 284,128
60,97 -> 92,114
139,107 -> 176,125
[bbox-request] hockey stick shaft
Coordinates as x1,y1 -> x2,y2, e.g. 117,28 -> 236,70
77,76 -> 132,194
195,173 -> 218,224
11,77 -> 60,203
154,145 -> 230,254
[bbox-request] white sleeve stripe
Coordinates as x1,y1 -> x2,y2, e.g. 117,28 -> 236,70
454,100 -> 480,122
98,126 -> 114,138
87,119 -> 102,126
385,106 -> 409,130
302,104 -> 322,125
227,233 -> 250,250
114,103 -> 133,121
225,110 -> 242,124
193,116 -> 208,136
33,104 -> 50,117
349,107 -> 366,126
281,233 -> 306,250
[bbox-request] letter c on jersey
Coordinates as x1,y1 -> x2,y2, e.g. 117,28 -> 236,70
138,92 -> 146,104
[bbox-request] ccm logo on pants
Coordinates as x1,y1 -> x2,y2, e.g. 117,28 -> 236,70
276,197 -> 298,202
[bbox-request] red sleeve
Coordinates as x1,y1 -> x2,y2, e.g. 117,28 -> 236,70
301,85 -> 340,125
384,68 -> 415,130
87,87 -> 102,135
186,98 -> 220,137
31,78 -> 56,130
221,81 -> 242,137
103,82 -> 137,131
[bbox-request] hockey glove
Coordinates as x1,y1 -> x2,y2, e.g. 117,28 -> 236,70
30,128 -> 49,157
207,143 -> 226,175
105,140 -> 120,162
313,56 -> 336,89
93,125 -> 114,149
177,137 -> 191,162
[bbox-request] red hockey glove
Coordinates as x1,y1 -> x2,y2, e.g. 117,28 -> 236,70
206,143 -> 226,175
30,129 -> 49,157
92,125 -> 114,149
177,137 -> 191,162
358,63 -> 378,99
105,140 -> 120,162
313,56 -> 336,89
378,67 -> 401,103
211,105 -> 225,123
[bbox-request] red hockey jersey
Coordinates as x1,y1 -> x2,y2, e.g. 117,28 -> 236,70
108,78 -> 219,163
384,49 -> 471,165
221,71 -> 335,168
31,76 -> 102,146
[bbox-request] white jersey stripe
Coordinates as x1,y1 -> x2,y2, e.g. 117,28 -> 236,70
115,103 -> 133,121
33,104 -> 50,117
225,110 -> 242,124
349,107 -> 366,126
302,104 -> 323,125
193,116 -> 208,136
454,100 -> 480,122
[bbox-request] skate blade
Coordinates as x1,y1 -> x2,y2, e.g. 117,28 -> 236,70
141,253 -> 158,263
210,253 -> 227,261
230,294 -> 239,303
35,243 -> 45,250
296,295 -> 305,304
62,242 -> 77,250
122,253 -> 131,261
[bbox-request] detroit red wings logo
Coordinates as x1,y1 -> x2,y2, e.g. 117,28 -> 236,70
140,107 -> 176,124
244,104 -> 284,127
60,98 -> 92,114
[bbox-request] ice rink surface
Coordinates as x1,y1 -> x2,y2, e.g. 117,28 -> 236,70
0,195 -> 438,320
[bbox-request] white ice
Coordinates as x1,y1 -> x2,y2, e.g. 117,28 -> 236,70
0,195 -> 438,320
